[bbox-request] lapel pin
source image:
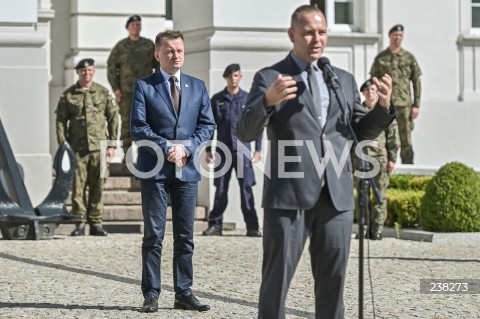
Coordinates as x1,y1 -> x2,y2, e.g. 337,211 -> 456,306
185,84 -> 189,87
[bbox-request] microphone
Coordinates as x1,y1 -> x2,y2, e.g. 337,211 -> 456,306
318,57 -> 339,84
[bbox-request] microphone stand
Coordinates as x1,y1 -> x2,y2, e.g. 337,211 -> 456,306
325,76 -> 382,319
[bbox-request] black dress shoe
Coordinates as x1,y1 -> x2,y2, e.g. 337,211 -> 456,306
89,225 -> 108,236
174,294 -> 210,312
202,226 -> 222,236
142,294 -> 158,313
70,225 -> 85,236
370,231 -> 383,240
246,229 -> 262,237
355,228 -> 368,239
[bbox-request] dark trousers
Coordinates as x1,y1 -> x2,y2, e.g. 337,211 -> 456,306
258,188 -> 353,319
208,154 -> 259,230
140,177 -> 198,298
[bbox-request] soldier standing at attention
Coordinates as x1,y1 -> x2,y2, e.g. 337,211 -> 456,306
56,58 -> 119,236
202,64 -> 262,237
355,79 -> 400,240
370,24 -> 421,164
107,15 -> 158,156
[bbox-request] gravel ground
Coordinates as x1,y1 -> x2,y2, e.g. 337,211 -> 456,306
0,230 -> 478,319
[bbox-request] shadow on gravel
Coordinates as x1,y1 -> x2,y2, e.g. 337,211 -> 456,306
0,302 -> 137,311
351,255 -> 480,263
0,252 -> 314,318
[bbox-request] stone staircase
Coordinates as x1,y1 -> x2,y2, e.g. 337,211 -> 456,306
55,164 -> 234,235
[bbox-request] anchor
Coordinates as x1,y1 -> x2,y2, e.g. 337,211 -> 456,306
0,118 -> 81,239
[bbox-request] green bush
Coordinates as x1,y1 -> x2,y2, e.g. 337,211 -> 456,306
385,189 -> 424,227
408,176 -> 432,191
420,162 -> 480,232
389,174 -> 431,191
389,174 -> 415,190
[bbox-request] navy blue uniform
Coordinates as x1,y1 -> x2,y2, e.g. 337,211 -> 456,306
207,88 -> 262,230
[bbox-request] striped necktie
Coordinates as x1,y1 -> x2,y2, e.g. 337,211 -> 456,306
308,63 -> 323,124
169,75 -> 180,114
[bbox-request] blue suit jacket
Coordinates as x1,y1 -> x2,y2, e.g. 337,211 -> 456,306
208,88 -> 262,153
130,71 -> 216,181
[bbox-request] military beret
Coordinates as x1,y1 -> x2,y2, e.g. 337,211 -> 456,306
74,58 -> 94,69
389,24 -> 404,34
223,63 -> 241,78
126,15 -> 141,28
360,78 -> 374,92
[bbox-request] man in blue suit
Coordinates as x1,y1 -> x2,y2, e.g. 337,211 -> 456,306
202,64 -> 262,237
130,30 -> 215,313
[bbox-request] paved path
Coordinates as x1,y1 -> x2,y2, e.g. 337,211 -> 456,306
0,230 -> 479,319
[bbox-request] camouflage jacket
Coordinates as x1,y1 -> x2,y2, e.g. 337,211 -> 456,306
356,103 -> 400,164
370,48 -> 422,108
56,82 -> 119,152
107,37 -> 158,93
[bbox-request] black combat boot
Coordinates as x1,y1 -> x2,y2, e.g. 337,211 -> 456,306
89,224 -> 108,236
70,224 -> 85,236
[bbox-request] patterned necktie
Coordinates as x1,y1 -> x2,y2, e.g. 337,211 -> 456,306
308,64 -> 322,124
169,75 -> 180,114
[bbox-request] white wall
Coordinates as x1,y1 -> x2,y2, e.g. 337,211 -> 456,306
380,0 -> 459,101
0,0 -> 52,206
381,0 -> 480,169
49,0 -> 170,154
413,101 -> 480,170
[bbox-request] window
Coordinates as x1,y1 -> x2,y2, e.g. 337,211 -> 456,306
473,0 -> 480,28
333,0 -> 354,25
311,0 -> 356,31
166,0 -> 173,20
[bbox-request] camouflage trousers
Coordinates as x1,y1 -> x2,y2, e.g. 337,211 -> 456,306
119,91 -> 133,155
369,161 -> 390,232
354,160 -> 390,233
396,106 -> 414,164
71,151 -> 106,225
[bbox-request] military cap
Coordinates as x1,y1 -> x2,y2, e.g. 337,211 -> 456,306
360,78 -> 375,92
74,58 -> 95,69
223,63 -> 241,78
126,15 -> 141,28
389,24 -> 404,34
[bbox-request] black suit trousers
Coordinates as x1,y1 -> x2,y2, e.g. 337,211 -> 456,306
140,177 -> 198,299
258,187 -> 353,319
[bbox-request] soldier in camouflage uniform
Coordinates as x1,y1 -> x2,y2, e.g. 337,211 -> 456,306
354,79 -> 400,240
370,24 -> 421,164
56,58 -> 119,236
107,15 -> 159,155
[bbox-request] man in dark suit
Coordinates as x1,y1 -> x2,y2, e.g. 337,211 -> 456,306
202,63 -> 262,237
237,5 -> 395,319
130,30 -> 215,313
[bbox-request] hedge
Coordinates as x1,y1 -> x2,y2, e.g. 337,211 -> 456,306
420,162 -> 480,232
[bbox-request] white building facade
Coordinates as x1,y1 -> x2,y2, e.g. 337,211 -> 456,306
1,0 -> 479,228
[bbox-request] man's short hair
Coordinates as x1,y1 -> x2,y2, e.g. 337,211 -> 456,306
291,5 -> 324,27
155,30 -> 184,49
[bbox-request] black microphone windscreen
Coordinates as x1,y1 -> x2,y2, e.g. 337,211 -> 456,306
317,57 -> 331,71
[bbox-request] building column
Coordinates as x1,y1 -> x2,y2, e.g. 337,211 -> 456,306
0,0 -> 53,205
172,0 -> 303,226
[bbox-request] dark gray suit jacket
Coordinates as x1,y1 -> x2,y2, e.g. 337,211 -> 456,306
237,54 -> 395,212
